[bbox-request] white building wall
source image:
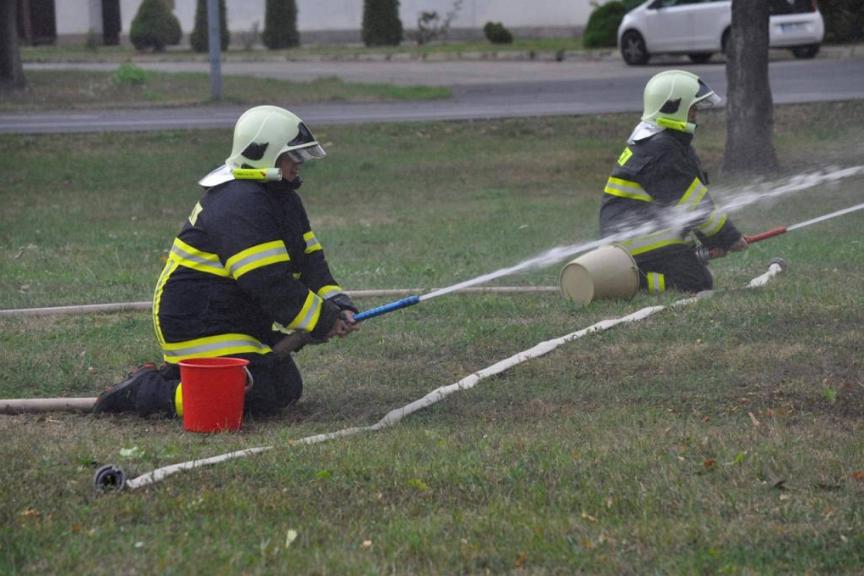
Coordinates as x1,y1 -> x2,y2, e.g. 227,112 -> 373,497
56,0 -> 103,35
70,0 -> 596,41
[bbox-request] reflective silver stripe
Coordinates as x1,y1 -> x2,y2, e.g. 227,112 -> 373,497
171,243 -> 221,270
621,228 -> 689,255
226,246 -> 288,277
697,210 -> 728,237
604,177 -> 652,202
162,338 -> 270,358
293,296 -> 321,331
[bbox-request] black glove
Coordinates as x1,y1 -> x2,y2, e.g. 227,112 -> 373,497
328,293 -> 358,314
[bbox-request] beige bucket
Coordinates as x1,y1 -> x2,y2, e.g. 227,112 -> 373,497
559,244 -> 640,306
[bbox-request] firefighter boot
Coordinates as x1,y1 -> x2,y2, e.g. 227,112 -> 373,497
93,363 -> 158,414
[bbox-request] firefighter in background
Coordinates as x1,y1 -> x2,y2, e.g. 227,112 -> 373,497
95,105 -> 358,417
599,70 -> 747,294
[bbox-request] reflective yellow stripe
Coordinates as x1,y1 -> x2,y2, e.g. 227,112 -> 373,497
678,177 -> 708,209
696,210 -> 728,238
318,285 -> 343,299
169,237 -> 230,278
287,291 -> 323,332
604,177 -> 653,202
152,258 -> 180,346
161,333 -> 271,364
225,240 -> 290,279
303,231 -> 322,254
174,382 -> 183,417
621,229 -> 689,256
647,272 -> 666,294
617,147 -> 633,167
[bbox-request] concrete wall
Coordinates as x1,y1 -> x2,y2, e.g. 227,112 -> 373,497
59,0 -> 594,43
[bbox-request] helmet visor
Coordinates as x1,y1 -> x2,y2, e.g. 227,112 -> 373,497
694,79 -> 723,109
283,143 -> 326,164
279,122 -> 327,164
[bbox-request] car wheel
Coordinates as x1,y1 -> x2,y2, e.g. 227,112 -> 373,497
688,53 -> 713,64
791,44 -> 819,59
620,31 -> 649,66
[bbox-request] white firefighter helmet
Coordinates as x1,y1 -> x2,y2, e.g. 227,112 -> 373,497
641,70 -> 722,134
225,105 -> 326,169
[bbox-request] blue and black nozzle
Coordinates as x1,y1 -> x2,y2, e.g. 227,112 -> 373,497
353,295 -> 421,323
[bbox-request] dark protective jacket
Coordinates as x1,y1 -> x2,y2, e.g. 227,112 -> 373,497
599,129 -> 741,262
153,177 -> 354,365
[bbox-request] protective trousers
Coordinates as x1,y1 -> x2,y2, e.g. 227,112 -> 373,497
636,249 -> 713,294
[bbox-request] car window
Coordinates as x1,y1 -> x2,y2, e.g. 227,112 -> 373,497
768,0 -> 816,14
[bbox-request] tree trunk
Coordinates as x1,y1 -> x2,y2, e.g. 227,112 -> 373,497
722,0 -> 777,174
1,0 -> 26,88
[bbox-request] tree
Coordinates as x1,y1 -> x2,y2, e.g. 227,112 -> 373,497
722,0 -> 778,174
130,0 -> 183,52
263,0 -> 299,49
0,0 -> 26,88
362,0 -> 403,47
191,0 -> 230,52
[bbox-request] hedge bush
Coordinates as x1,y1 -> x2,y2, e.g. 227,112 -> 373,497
483,21 -> 513,44
263,0 -> 299,49
820,0 -> 864,43
190,0 -> 230,52
583,1 -> 626,48
129,0 -> 183,52
362,0 -> 403,46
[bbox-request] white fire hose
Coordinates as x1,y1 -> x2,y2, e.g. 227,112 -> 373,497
92,258 -> 786,493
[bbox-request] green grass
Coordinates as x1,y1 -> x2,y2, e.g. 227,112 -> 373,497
2,103 -> 864,574
20,36 -> 586,64
0,68 -> 450,111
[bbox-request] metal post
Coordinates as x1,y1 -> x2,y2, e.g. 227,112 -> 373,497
207,0 -> 223,100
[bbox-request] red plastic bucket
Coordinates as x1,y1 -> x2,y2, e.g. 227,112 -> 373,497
178,357 -> 252,433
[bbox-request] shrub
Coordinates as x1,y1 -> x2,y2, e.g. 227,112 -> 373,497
263,0 -> 299,49
582,1 -> 626,48
112,63 -> 148,85
819,0 -> 864,44
362,0 -> 403,46
129,0 -> 183,52
483,21 -> 513,44
190,0 -> 230,53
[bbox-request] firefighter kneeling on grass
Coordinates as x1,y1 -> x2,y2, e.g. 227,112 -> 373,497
94,106 -> 359,417
600,70 -> 748,294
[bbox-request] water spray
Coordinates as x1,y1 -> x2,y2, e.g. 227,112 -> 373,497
352,199 -> 864,323
699,201 -> 864,261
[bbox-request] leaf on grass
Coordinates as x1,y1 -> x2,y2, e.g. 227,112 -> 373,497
851,471 -> 864,482
580,511 -> 597,523
19,507 -> 40,518
515,551 -> 528,568
703,458 -> 716,470
315,469 -> 333,480
120,446 -> 144,460
407,478 -> 429,492
285,529 -> 298,548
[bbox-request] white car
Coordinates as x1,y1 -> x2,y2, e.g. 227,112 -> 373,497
618,0 -> 825,65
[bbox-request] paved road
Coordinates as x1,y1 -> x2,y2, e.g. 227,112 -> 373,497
2,55 -> 863,134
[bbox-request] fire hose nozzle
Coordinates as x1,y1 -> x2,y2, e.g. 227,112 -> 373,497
353,295 -> 421,322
